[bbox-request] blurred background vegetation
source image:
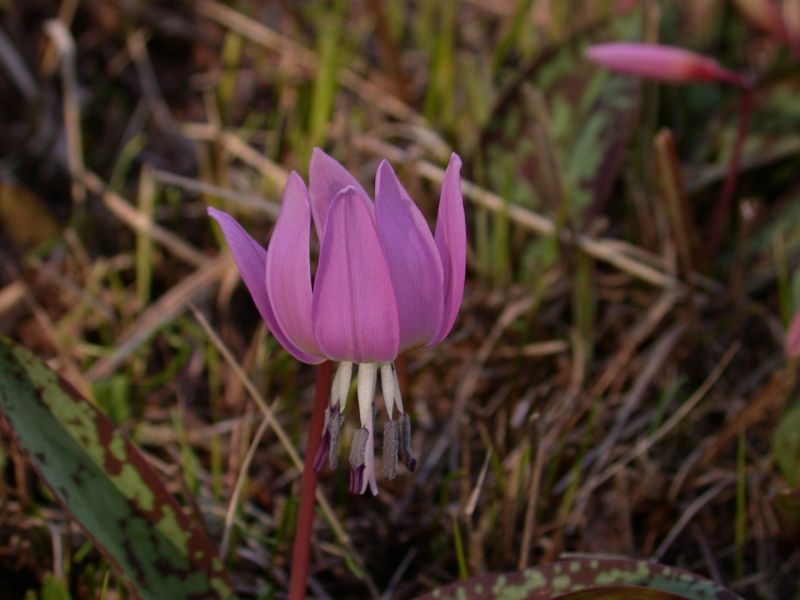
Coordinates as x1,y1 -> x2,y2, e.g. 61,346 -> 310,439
0,0 -> 799,598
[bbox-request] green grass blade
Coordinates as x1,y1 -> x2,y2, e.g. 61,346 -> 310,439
306,15 -> 341,160
0,337 -> 236,599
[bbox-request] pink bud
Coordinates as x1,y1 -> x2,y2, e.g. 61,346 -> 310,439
585,42 -> 748,87
786,310 -> 800,359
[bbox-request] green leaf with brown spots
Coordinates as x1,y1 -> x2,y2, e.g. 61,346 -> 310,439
0,337 -> 236,600
417,557 -> 743,600
557,588 -> 697,600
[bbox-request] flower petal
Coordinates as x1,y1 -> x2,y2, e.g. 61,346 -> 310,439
312,186 -> 400,363
208,207 -> 322,364
431,153 -> 466,344
375,160 -> 444,349
786,309 -> 800,359
309,148 -> 373,240
265,172 -> 321,358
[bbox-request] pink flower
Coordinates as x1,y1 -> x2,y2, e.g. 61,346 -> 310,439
208,149 -> 465,494
585,42 -> 748,87
786,309 -> 800,359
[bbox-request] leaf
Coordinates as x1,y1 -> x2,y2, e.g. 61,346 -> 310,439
0,337 -> 236,600
555,587 -> 691,599
417,556 -> 743,600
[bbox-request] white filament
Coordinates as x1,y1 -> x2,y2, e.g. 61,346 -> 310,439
355,362 -> 379,495
331,361 -> 353,409
362,401 -> 378,495
356,362 -> 377,426
393,366 -> 404,415
380,362 -> 396,419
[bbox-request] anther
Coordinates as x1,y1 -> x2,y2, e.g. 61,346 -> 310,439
349,466 -> 364,494
349,427 -> 369,469
383,419 -> 400,479
327,407 -> 344,470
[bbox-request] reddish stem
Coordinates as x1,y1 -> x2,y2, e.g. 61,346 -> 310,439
704,87 -> 754,262
289,361 -> 333,600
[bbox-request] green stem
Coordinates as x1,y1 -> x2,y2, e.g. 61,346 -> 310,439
289,360 -> 332,600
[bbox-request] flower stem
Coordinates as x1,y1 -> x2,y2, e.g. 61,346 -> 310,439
289,360 -> 333,600
704,87 -> 754,262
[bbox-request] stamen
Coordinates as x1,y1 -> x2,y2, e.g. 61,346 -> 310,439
355,363 -> 379,495
349,427 -> 369,469
399,413 -> 417,472
383,419 -> 399,479
356,363 -> 377,425
349,465 -> 364,495
327,407 -> 344,470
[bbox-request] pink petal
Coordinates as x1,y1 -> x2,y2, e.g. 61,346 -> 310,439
265,172 -> 322,358
312,187 -> 400,363
585,43 -> 747,87
309,148 -> 373,240
432,153 -> 466,345
786,310 -> 800,359
208,207 -> 322,364
375,160 -> 444,350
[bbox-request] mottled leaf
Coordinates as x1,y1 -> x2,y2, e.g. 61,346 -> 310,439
0,337 -> 236,599
556,587 -> 692,599
417,557 -> 742,600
